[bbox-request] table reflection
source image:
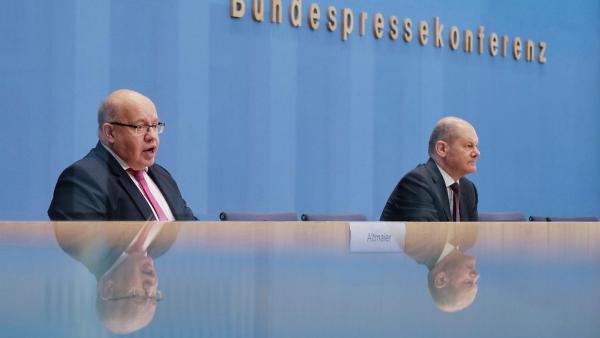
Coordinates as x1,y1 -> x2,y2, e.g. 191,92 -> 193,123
404,223 -> 479,312
0,221 -> 598,338
53,222 -> 181,334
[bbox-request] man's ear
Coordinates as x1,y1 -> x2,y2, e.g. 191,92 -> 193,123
435,140 -> 448,158
434,271 -> 448,288
101,123 -> 115,143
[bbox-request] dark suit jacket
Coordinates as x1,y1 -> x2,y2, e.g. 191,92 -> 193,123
380,158 -> 478,222
48,142 -> 196,221
54,221 -> 181,280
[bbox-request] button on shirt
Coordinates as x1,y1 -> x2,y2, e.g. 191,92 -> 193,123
101,143 -> 175,221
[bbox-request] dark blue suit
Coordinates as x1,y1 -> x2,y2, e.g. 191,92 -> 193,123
48,142 -> 196,221
380,158 -> 478,222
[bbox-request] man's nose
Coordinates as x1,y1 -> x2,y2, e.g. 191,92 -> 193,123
143,276 -> 157,289
469,270 -> 480,282
142,268 -> 158,289
144,128 -> 158,141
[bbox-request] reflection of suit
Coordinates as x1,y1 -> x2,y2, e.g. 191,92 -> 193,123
380,158 -> 478,222
404,223 -> 477,270
54,222 -> 181,280
48,142 -> 196,221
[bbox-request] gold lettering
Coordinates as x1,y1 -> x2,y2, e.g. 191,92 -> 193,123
419,21 -> 428,45
360,12 -> 368,36
434,16 -> 444,48
389,16 -> 399,40
373,13 -> 384,39
489,33 -> 498,56
477,26 -> 485,54
252,0 -> 263,22
526,39 -> 534,62
289,0 -> 302,27
308,3 -> 320,30
464,29 -> 473,52
327,6 -> 337,32
230,3 -> 547,65
513,37 -> 522,60
538,41 -> 547,64
449,26 -> 459,50
231,0 -> 245,18
271,0 -> 282,23
403,18 -> 412,42
342,8 -> 353,41
502,35 -> 509,57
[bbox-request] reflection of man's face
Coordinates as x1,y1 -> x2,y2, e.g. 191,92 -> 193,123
445,253 -> 479,292
429,250 -> 480,312
97,253 -> 159,334
109,253 -> 158,297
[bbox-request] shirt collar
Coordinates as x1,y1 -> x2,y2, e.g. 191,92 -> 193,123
101,142 -> 147,173
436,242 -> 457,265
435,162 -> 459,188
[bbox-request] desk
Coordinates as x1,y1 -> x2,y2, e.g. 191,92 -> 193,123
0,222 -> 599,337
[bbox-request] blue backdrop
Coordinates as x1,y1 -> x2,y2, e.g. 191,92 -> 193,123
1,0 -> 599,220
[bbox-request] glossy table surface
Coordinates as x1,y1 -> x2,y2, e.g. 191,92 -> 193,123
1,221 -> 599,338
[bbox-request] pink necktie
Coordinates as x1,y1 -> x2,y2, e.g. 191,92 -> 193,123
449,182 -> 461,222
127,222 -> 152,253
128,169 -> 168,221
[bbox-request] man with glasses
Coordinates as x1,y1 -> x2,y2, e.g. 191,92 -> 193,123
48,89 -> 196,220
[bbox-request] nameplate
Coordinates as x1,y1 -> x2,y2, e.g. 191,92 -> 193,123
349,222 -> 405,252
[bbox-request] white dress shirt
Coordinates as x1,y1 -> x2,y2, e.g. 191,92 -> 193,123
435,163 -> 460,220
101,143 -> 175,221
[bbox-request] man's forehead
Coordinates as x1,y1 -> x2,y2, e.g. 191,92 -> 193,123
119,104 -> 158,121
455,125 -> 478,142
129,112 -> 158,122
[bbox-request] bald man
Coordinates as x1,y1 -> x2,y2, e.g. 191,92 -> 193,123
380,116 -> 480,221
48,89 -> 196,220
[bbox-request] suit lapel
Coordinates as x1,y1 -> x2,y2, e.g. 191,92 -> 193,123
148,166 -> 177,220
425,158 -> 452,221
459,182 -> 470,221
93,142 -> 156,220
118,174 -> 156,220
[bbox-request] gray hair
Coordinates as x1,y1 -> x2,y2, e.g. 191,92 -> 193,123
427,116 -> 468,157
97,101 -> 116,130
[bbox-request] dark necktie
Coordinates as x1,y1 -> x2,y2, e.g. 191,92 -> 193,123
128,169 -> 168,221
449,182 -> 461,222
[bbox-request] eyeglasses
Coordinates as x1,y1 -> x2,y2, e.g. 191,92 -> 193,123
110,121 -> 165,135
102,288 -> 164,302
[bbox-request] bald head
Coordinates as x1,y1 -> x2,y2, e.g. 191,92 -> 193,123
97,89 -> 156,132
97,297 -> 156,334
